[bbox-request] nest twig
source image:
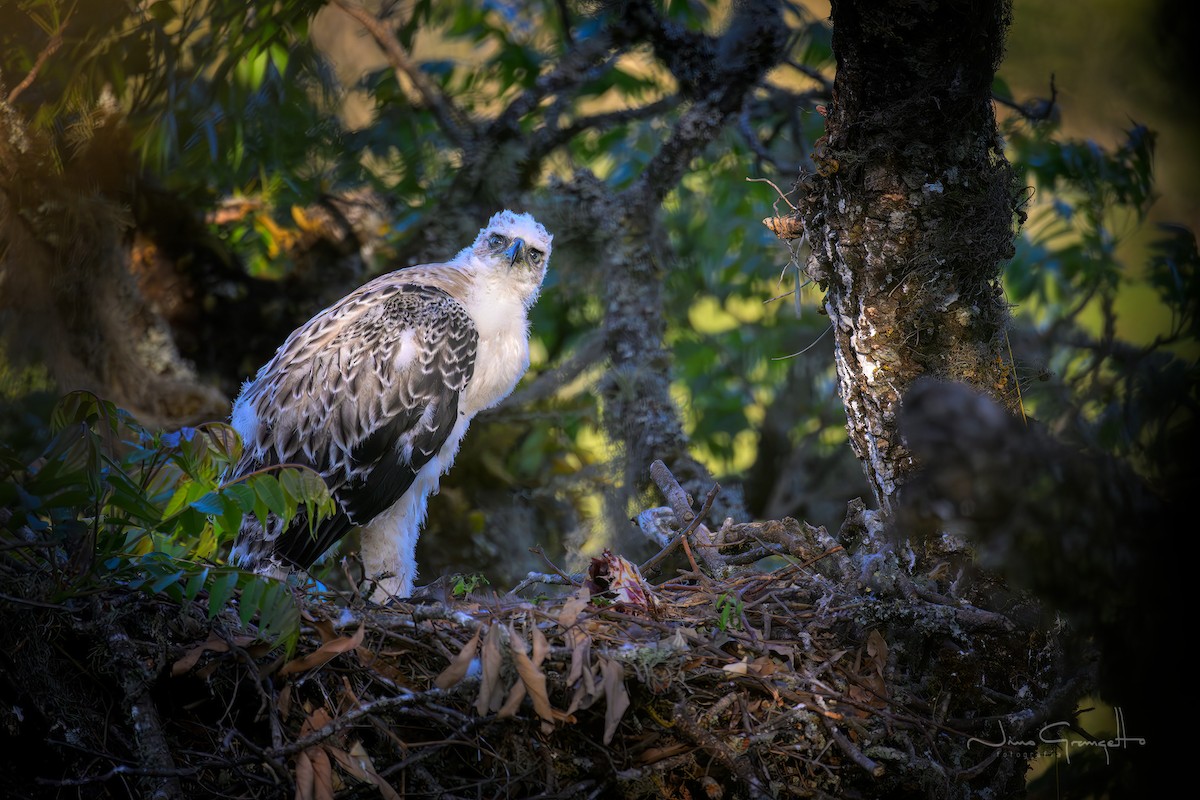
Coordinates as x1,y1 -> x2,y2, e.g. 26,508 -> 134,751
2,463 -> 1064,799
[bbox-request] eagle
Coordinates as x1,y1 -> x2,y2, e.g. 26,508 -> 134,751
227,210 -> 552,600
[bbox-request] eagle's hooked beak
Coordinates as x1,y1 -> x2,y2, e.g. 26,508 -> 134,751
504,237 -> 525,267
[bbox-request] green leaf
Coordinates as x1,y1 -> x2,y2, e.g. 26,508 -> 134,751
203,424 -> 242,464
252,473 -> 288,519
148,0 -> 176,23
278,468 -> 302,505
208,571 -> 238,619
190,491 -> 225,515
49,391 -> 103,433
239,576 -> 265,627
176,507 -> 208,541
183,568 -> 210,602
216,494 -> 244,539
162,479 -> 204,519
222,483 -> 256,513
258,583 -> 299,643
279,467 -> 330,508
150,569 -> 185,595
104,474 -> 163,524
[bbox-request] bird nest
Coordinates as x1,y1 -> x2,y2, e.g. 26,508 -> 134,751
4,464 -> 1052,799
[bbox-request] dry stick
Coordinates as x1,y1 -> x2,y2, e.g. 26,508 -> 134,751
673,701 -> 771,799
901,576 -> 1015,633
639,486 -> 718,576
676,534 -> 703,578
954,747 -> 1003,782
530,545 -> 581,587
648,460 -> 699,525
7,30 -> 64,103
226,728 -> 292,789
35,764 -> 201,789
222,632 -> 285,753
101,617 -> 183,800
642,461 -> 722,575
330,0 -> 468,146
822,719 -> 884,778
0,589 -> 70,609
265,688 -> 452,760
509,571 -> 575,595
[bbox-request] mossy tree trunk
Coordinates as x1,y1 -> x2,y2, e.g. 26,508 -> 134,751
794,0 -> 1020,519
595,0 -> 787,534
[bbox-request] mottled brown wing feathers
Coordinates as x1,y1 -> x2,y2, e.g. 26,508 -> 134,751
234,281 -> 478,569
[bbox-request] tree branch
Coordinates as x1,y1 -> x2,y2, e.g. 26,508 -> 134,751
624,0 -> 788,213
7,29 -> 64,104
490,30 -> 615,139
330,0 -> 470,147
528,97 -> 679,163
645,460 -> 724,574
98,614 -> 182,800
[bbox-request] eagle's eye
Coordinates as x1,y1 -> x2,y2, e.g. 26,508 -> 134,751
488,233 -> 506,248
528,248 -> 544,264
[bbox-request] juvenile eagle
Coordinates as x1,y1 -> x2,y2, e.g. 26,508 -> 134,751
228,210 -> 552,600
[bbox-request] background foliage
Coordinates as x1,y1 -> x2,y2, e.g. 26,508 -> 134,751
1,0 -> 1195,623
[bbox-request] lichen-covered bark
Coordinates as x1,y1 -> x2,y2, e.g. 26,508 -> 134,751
795,0 -> 1020,517
0,101 -> 228,427
599,0 -> 787,528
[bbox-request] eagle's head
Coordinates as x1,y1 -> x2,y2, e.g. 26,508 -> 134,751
470,210 -> 552,305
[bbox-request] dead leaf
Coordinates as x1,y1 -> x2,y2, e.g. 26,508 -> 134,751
434,628 -> 480,690
531,624 -> 548,666
565,626 -> 591,686
310,615 -> 336,644
866,629 -> 888,678
722,658 -> 749,675
763,641 -> 796,666
338,741 -> 373,778
294,750 -> 314,800
475,625 -> 504,716
170,633 -> 255,677
354,741 -> 399,800
562,587 -> 594,689
600,657 -> 629,745
497,677 -> 526,718
847,629 -> 889,714
301,707 -> 333,736
325,743 -> 401,800
557,586 -> 590,629
278,684 -> 292,719
326,745 -> 368,779
583,656 -> 597,696
309,746 -> 333,800
279,624 -> 365,676
356,648 -> 410,686
749,655 -> 779,677
764,214 -> 805,240
508,624 -> 555,724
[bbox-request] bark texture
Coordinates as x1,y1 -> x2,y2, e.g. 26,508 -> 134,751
599,0 -> 787,533
0,101 -> 228,427
794,0 -> 1020,517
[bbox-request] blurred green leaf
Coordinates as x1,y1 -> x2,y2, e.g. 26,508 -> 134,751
208,571 -> 238,618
